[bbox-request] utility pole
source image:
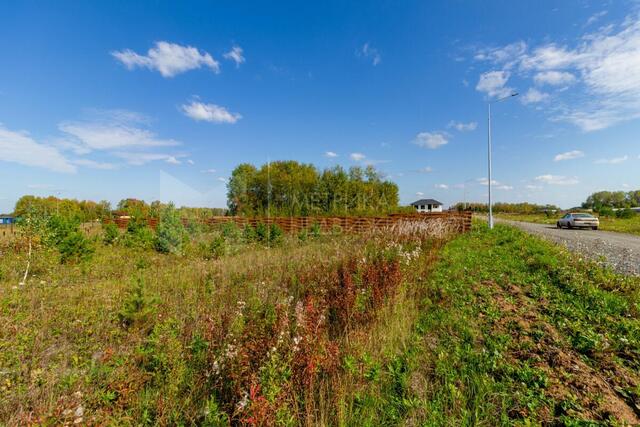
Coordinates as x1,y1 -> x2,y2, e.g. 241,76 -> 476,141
487,92 -> 518,229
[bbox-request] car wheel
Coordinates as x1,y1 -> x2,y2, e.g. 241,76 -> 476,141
567,222 -> 573,229
592,226 -> 598,230
557,222 -> 561,229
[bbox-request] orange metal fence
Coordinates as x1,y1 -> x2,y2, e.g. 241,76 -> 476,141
104,211 -> 472,234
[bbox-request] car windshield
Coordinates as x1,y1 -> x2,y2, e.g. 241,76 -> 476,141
573,213 -> 594,218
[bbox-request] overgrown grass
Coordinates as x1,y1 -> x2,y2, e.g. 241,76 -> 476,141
2,222 -> 639,425
0,220 -> 452,425
386,223 -> 640,425
495,212 -> 640,235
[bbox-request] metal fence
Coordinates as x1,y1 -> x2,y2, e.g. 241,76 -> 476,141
105,211 -> 472,234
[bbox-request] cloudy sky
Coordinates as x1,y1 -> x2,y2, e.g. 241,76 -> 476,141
1,0 -> 639,212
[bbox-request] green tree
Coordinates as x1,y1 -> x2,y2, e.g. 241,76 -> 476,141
226,160 -> 399,216
154,203 -> 186,254
227,163 -> 258,215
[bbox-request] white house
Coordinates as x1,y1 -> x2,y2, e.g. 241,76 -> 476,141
410,198 -> 443,213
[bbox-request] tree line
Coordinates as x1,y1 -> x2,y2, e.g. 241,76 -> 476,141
12,196 -> 226,222
452,202 -> 560,214
582,190 -> 640,210
227,161 -> 400,216
13,195 -> 112,222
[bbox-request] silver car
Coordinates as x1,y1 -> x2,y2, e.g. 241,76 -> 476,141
556,213 -> 599,230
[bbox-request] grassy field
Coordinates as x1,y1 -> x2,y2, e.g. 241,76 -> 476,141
495,212 -> 640,235
1,221 -> 640,425
0,219 -> 453,425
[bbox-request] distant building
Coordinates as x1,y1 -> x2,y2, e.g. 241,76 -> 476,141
410,199 -> 443,213
112,211 -> 131,219
0,214 -> 16,225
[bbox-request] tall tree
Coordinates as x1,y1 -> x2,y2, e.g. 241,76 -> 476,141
226,160 -> 399,216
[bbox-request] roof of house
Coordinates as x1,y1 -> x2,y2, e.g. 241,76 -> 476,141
411,199 -> 442,206
0,214 -> 15,219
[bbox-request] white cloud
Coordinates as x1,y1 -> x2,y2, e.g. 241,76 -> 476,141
324,151 -> 338,158
476,70 -> 514,98
187,159 -> 195,165
0,124 -> 76,173
474,41 -> 527,68
113,152 -> 185,166
223,45 -> 245,67
359,43 -> 381,66
535,174 -> 579,185
586,11 -> 608,27
495,184 -> 514,190
111,41 -> 220,77
217,177 -> 227,183
434,184 -> 449,189
448,120 -> 478,132
477,177 -> 498,186
476,177 -> 512,190
54,138 -> 91,155
350,152 -> 366,161
416,192 -> 424,196
72,158 -> 117,170
201,168 -> 217,174
525,184 -> 543,190
519,44 -> 580,71
412,132 -> 449,149
418,166 -> 433,173
594,155 -> 628,164
181,100 -> 241,124
480,15 -> 640,131
533,70 -> 576,86
521,88 -> 549,104
59,111 -> 179,151
554,150 -> 585,161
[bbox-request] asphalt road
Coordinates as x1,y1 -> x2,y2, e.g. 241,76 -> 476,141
496,219 -> 640,276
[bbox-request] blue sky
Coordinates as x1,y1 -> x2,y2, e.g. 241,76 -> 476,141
1,0 -> 639,212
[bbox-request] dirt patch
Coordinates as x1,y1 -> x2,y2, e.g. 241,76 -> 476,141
484,279 -> 640,424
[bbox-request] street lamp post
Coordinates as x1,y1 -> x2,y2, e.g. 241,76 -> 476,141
487,92 -> 518,229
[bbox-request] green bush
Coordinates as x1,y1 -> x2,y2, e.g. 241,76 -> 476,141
242,225 -> 257,242
255,223 -> 269,242
221,222 -> 242,242
154,204 -> 186,254
269,224 -> 283,246
598,206 -> 614,217
184,218 -> 203,235
616,208 -> 636,219
46,215 -> 80,247
123,225 -> 155,249
251,223 -> 284,246
126,216 -> 148,234
298,228 -> 308,242
310,222 -> 322,238
207,235 -> 227,259
118,277 -> 157,328
59,231 -> 94,264
102,222 -> 120,245
40,215 -> 94,264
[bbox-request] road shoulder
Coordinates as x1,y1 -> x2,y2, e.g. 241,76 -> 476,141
496,219 -> 640,276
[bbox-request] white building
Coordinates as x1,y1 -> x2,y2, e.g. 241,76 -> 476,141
410,198 -> 443,213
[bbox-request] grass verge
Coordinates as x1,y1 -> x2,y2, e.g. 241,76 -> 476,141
495,212 -> 640,235
384,223 -> 640,425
